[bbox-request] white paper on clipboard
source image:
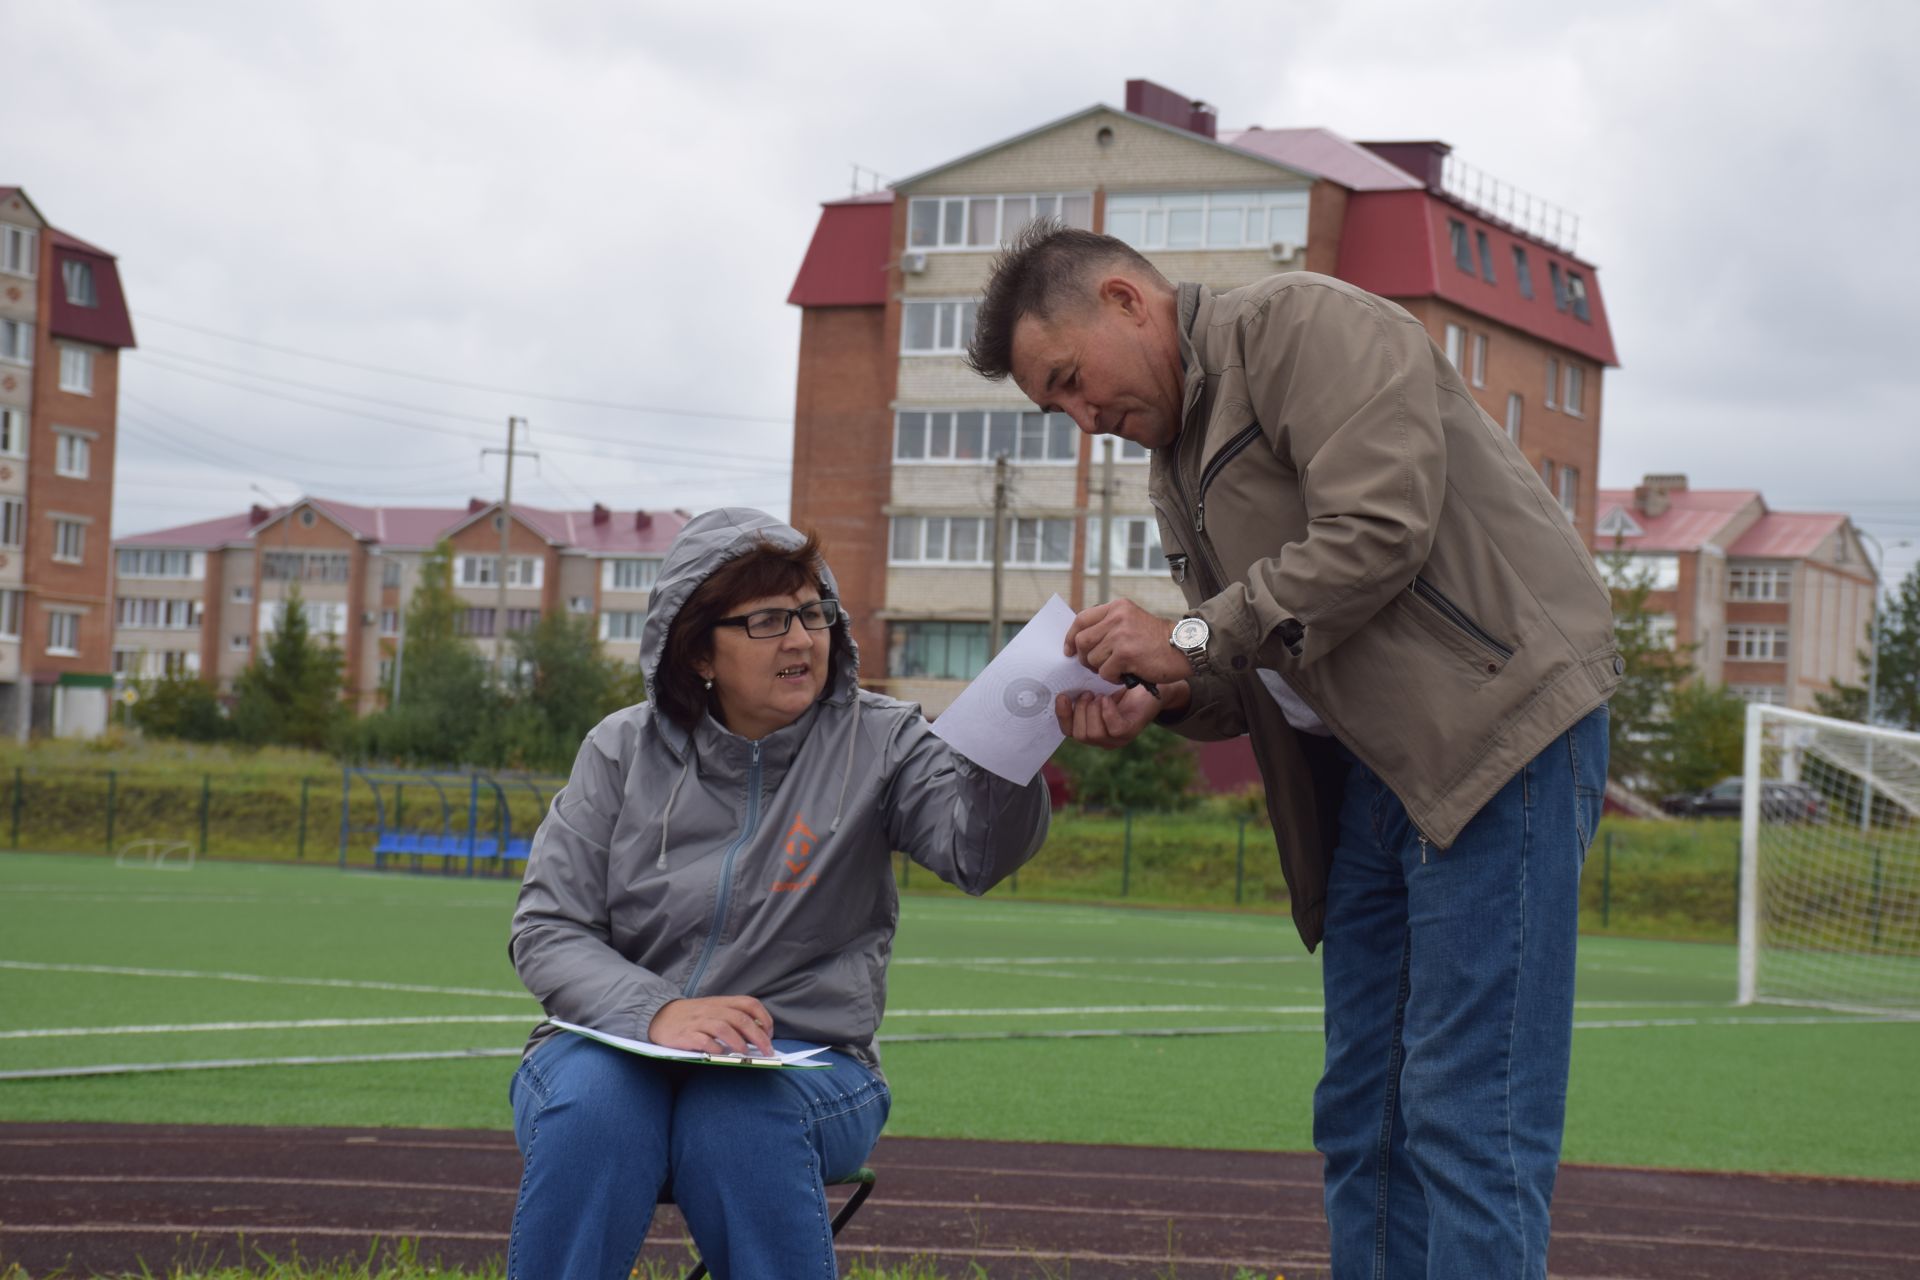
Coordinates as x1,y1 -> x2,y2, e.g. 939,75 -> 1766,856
928,595 -> 1122,783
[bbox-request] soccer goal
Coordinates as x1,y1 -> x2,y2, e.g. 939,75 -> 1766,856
114,839 -> 197,871
1737,704 -> 1920,1014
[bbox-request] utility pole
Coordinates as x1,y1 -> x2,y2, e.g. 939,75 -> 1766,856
1096,438 -> 1116,606
482,417 -> 534,682
989,453 -> 1009,656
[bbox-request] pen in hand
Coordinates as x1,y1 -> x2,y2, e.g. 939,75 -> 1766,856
1121,674 -> 1161,699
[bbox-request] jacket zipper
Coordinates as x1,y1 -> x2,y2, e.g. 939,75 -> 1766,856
1192,423 -> 1264,534
683,740 -> 761,997
1409,577 -> 1515,661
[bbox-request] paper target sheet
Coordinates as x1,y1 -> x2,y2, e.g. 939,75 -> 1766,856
929,595 -> 1123,783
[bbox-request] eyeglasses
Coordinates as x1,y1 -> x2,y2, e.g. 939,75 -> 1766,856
713,599 -> 842,640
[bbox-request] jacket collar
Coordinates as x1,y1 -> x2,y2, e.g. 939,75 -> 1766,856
658,698 -> 819,778
1175,282 -> 1213,428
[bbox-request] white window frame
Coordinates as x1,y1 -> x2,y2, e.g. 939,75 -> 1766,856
1563,364 -> 1585,418
1470,332 -> 1488,389
1557,464 -> 1579,519
0,318 -> 32,367
0,498 -> 22,550
905,191 -> 1095,251
893,409 -> 1077,465
1730,684 -> 1787,706
61,258 -> 96,307
47,609 -> 80,656
1105,189 -> 1310,252
1726,626 -> 1790,661
1728,565 -> 1793,602
378,608 -> 400,636
602,558 -> 662,592
258,599 -> 348,638
1,225 -> 37,278
230,633 -> 251,653
58,345 -> 94,396
0,407 -> 25,457
889,515 -> 1073,568
1646,613 -> 1678,651
900,299 -> 978,356
54,430 -> 90,479
1443,324 -> 1466,371
117,548 -> 205,580
0,588 -> 21,640
230,584 -> 253,603
1086,516 -> 1168,575
599,610 -> 647,642
1545,358 -> 1560,410
567,595 -> 593,615
1504,393 -> 1522,441
52,516 -> 86,564
1601,553 -> 1681,591
456,554 -> 542,589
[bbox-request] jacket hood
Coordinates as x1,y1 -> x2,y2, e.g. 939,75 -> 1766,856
639,507 -> 859,714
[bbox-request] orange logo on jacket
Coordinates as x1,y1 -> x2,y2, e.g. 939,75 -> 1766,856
771,815 -> 819,893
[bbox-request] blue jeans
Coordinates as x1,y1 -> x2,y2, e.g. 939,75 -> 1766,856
507,1032 -> 890,1280
1313,707 -> 1607,1280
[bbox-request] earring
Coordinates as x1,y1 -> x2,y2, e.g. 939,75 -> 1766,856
703,678 -> 713,691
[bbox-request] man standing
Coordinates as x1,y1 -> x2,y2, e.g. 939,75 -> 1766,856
968,225 -> 1619,1279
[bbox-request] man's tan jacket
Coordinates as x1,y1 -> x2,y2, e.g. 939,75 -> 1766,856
1151,275 -> 1620,949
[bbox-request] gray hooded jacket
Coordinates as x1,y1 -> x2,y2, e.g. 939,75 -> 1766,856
509,508 -> 1051,1074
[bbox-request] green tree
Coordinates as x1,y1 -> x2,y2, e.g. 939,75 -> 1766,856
1654,680 -> 1747,796
128,672 -> 231,743
1814,562 -> 1920,731
484,612 -> 644,771
347,542 -> 498,765
1600,544 -> 1694,792
230,583 -> 346,750
1053,723 -> 1198,812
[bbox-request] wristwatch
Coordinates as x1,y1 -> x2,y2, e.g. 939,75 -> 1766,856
1169,615 -> 1211,675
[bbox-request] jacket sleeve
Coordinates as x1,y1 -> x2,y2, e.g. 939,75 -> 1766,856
1194,282 -> 1445,672
1156,672 -> 1248,742
508,721 -> 683,1041
880,712 -> 1051,896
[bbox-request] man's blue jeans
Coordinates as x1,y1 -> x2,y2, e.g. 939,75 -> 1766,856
507,1031 -> 890,1280
1314,707 -> 1607,1280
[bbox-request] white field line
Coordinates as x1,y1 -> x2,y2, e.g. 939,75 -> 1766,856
892,954 -> 1294,966
0,1015 -> 536,1040
0,884 -> 508,908
0,959 -> 527,999
0,1047 -> 524,1081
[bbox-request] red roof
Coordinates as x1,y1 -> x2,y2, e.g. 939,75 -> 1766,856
1221,127 -> 1423,192
787,195 -> 894,308
117,511 -> 269,549
119,500 -> 689,554
1592,489 -> 1761,554
1728,512 -> 1846,560
48,227 -> 136,350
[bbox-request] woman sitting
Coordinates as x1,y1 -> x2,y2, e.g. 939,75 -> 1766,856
506,507 -> 1051,1279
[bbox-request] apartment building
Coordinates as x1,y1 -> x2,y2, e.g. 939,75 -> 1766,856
112,498 -> 686,712
787,79 -> 1618,715
1591,474 -> 1876,708
0,187 -> 134,738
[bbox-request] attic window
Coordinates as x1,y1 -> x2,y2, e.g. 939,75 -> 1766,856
62,260 -> 96,308
1565,270 -> 1591,322
1448,219 -> 1473,273
299,509 -> 317,527
1474,230 -> 1496,284
1512,246 -> 1534,300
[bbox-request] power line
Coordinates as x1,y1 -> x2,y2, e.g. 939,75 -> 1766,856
134,311 -> 791,424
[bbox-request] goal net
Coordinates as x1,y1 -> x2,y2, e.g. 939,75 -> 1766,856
1738,704 -> 1920,1014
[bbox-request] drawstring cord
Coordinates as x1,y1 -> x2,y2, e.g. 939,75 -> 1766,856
828,695 -> 863,835
657,745 -> 696,871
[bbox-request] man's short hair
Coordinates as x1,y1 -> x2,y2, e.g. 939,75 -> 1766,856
966,222 -> 1170,382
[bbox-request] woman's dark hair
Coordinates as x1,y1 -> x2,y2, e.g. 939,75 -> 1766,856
654,530 -> 845,729
966,221 -> 1170,382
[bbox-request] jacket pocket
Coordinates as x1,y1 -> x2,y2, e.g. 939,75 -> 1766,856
1406,576 -> 1514,677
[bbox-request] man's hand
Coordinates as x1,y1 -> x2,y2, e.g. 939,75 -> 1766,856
1055,681 -> 1189,748
648,995 -> 775,1057
1063,599 -> 1193,685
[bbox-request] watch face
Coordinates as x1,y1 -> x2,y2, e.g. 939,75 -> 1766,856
1172,617 -> 1208,649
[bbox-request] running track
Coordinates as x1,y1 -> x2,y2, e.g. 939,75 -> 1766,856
2,1124 -> 1917,1278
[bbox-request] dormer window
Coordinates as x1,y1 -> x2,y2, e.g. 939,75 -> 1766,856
1513,247 -> 1534,300
1565,270 -> 1591,322
62,260 -> 96,307
1550,262 -> 1567,312
1448,219 -> 1473,273
1475,230 -> 1496,283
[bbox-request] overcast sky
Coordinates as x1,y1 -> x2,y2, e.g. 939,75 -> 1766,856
8,0 -> 1917,586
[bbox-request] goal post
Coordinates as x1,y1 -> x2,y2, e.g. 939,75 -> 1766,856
1737,703 -> 1920,1014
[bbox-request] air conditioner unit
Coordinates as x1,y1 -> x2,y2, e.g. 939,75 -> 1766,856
1268,241 -> 1298,263
901,251 -> 929,274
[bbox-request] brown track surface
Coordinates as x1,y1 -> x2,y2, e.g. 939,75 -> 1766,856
2,1123 -> 1917,1278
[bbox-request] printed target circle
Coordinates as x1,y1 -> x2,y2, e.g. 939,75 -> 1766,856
1001,676 -> 1053,719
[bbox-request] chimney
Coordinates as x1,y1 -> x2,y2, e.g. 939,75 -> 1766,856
248,503 -> 270,526
633,510 -> 653,531
1124,79 -> 1218,139
1358,140 -> 1452,192
591,503 -> 610,526
468,497 -> 488,514
1633,473 -> 1687,520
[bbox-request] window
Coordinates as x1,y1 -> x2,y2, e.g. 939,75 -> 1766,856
505,608 -> 541,633
1564,364 -> 1585,417
58,346 -> 93,395
1444,323 -> 1466,371
257,600 -> 348,637
1731,685 -> 1787,706
0,589 -> 20,639
0,407 -> 24,456
1540,458 -> 1555,490
889,515 -> 1073,567
887,621 -> 1024,680
1729,566 -> 1793,601
1565,270 -> 1591,322
262,550 -> 350,582
894,410 -> 1075,463
604,558 -> 662,591
1105,189 -> 1309,251
900,300 -> 978,355
53,517 -> 85,563
567,595 -> 593,614
160,650 -> 199,677
600,610 -> 647,642
1470,332 -> 1487,388
1087,516 -> 1168,575
378,608 -> 399,636
1505,393 -> 1523,441
114,597 -> 201,629
1601,553 -> 1681,591
47,611 -> 79,655
1512,246 -> 1534,299
61,259 -> 96,307
906,192 -> 1093,250
0,319 -> 31,366
1448,219 -> 1473,272
1,224 -> 36,277
230,633 -> 251,652
381,559 -> 402,588
1727,627 -> 1790,661
231,584 -> 253,603
118,548 -> 204,579
0,499 -> 22,550
456,607 -> 497,637
55,431 -> 89,479
1545,358 -> 1560,409
1118,439 -> 1149,461
1558,465 -> 1579,519
457,555 -> 541,588
1647,614 -> 1679,651
1475,230 -> 1496,283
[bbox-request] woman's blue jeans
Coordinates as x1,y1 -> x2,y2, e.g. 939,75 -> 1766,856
507,1032 -> 890,1280
1314,707 -> 1607,1280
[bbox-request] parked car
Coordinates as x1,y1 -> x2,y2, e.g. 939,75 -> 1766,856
1659,778 -> 1826,822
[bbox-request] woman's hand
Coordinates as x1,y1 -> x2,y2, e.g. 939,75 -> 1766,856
648,995 -> 776,1057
